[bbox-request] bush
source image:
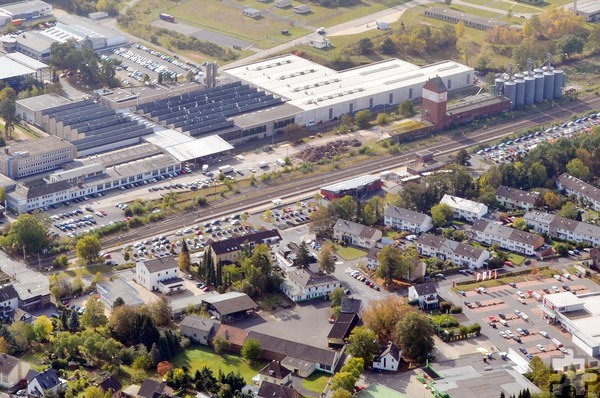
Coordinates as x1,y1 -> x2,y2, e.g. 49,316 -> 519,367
440,301 -> 452,312
449,306 -> 463,314
51,358 -> 68,370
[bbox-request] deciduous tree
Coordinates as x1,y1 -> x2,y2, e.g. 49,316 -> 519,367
396,312 -> 435,361
241,338 -> 262,364
0,214 -> 48,254
566,158 -> 592,181
346,326 -> 380,364
354,110 -> 372,129
80,297 -> 108,329
362,297 -> 413,343
318,241 -> 336,274
34,315 -> 53,341
178,240 -> 192,272
76,235 -> 101,264
431,203 -> 454,227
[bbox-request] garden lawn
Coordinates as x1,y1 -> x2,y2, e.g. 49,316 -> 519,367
334,244 -> 367,261
172,346 -> 266,383
506,252 -> 526,265
301,371 -> 331,394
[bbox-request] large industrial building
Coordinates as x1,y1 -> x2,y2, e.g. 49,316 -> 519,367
0,52 -> 49,88
0,136 -> 76,179
574,0 -> 600,22
223,54 -> 474,127
0,0 -> 52,27
1,13 -> 126,60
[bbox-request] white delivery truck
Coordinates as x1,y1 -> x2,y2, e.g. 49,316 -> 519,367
258,161 -> 269,168
519,312 -> 529,322
218,165 -> 234,174
202,164 -> 209,173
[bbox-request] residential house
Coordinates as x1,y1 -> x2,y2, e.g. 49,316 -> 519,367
524,211 -> 600,247
179,315 -> 221,345
471,220 -> 545,256
201,292 -> 257,322
135,257 -> 182,293
408,282 -> 439,309
366,247 -> 380,270
137,378 -> 173,398
384,206 -> 434,233
27,368 -> 66,397
257,381 -> 301,398
208,229 -> 282,265
213,325 -> 342,377
0,353 -> 30,389
373,342 -> 401,371
417,233 -> 490,269
495,185 -> 541,211
333,219 -> 382,249
97,375 -> 122,397
440,194 -> 488,222
557,173 -> 600,211
280,268 -> 341,302
0,285 -> 18,321
327,312 -> 359,347
254,360 -> 292,386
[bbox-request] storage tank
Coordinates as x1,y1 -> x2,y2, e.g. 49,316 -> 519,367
495,77 -> 505,95
553,69 -> 564,98
504,80 -> 517,110
534,73 -> 544,103
524,75 -> 535,105
543,70 -> 555,100
515,77 -> 526,108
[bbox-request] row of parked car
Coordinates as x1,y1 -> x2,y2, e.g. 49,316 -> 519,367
347,269 -> 381,291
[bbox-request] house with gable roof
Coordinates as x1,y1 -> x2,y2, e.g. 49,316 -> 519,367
257,381 -> 302,398
495,185 -> 541,211
0,353 -> 30,389
333,219 -> 382,249
417,233 -> 489,269
280,268 -> 341,302
135,256 -> 182,293
373,341 -> 401,371
253,360 -> 292,386
408,282 -> 439,309
383,206 -> 433,233
26,368 -> 66,397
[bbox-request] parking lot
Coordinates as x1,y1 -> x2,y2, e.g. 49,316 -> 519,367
440,273 -> 599,363
473,113 -> 600,165
100,43 -> 203,86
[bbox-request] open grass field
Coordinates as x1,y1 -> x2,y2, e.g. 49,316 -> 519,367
334,244 -> 367,261
172,346 -> 267,383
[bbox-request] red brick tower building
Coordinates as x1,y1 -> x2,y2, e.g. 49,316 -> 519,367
421,76 -> 448,129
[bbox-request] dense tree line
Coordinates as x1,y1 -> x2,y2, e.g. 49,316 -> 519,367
50,40 -> 120,87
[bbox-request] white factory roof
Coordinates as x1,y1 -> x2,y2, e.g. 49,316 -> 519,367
545,292 -> 584,308
16,93 -> 72,112
42,21 -> 103,43
440,194 -> 487,214
0,55 -> 38,80
163,134 -> 233,162
224,54 -> 472,111
143,129 -> 195,148
15,31 -> 55,52
5,52 -> 48,70
576,0 -> 600,14
321,174 -> 380,193
0,0 -> 51,16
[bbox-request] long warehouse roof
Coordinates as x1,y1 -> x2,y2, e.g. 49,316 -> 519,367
224,54 -> 473,111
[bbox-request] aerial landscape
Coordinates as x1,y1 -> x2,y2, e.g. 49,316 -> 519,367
0,0 -> 599,397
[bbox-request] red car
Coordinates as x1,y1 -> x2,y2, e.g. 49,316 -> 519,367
504,260 -> 514,267
202,286 -> 212,292
100,210 -> 107,216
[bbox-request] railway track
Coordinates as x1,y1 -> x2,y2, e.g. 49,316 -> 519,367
58,96 -> 600,256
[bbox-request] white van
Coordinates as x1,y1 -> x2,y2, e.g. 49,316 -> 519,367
276,158 -> 286,167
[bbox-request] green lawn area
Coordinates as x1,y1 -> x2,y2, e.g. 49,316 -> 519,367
172,346 -> 266,383
384,230 -> 401,239
506,252 -> 526,265
301,371 -> 331,394
334,244 -> 367,261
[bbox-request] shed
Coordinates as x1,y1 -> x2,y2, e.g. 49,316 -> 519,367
242,8 -> 261,18
293,4 -> 311,14
202,292 -> 257,322
376,21 -> 390,30
275,0 -> 292,8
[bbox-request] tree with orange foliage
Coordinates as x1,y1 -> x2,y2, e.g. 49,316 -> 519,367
157,361 -> 172,377
361,296 -> 414,344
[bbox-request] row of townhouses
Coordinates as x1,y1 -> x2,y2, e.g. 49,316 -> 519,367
471,220 -> 545,255
524,211 -> 600,246
417,233 -> 490,269
557,173 -> 600,212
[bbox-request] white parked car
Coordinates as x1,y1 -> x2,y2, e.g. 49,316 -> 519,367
539,331 -> 549,338
536,344 -> 546,352
505,330 -> 514,338
516,291 -> 525,298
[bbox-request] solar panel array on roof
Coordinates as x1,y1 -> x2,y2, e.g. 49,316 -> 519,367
135,81 -> 283,138
42,100 -> 153,151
